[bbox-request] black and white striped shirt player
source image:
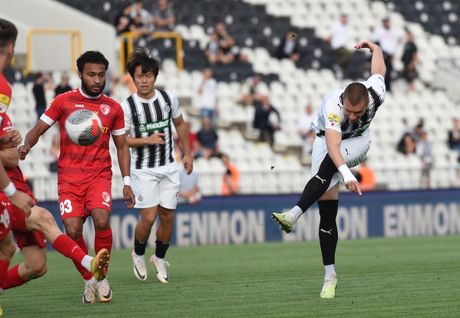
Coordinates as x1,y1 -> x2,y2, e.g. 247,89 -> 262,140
122,89 -> 180,170
310,73 -> 386,190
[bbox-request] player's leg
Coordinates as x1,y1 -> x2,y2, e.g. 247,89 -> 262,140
318,185 -> 339,299
150,169 -> 180,284
24,206 -> 108,280
132,206 -> 158,281
0,232 -> 16,286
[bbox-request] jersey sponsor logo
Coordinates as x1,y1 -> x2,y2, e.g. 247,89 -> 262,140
75,104 -> 85,108
137,119 -> 170,134
0,208 -> 10,228
328,112 -> 341,124
100,104 -> 110,115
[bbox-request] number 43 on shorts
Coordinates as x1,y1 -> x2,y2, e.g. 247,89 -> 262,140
60,199 -> 73,215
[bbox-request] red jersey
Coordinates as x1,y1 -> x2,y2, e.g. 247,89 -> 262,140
41,88 -> 125,184
0,73 -> 11,130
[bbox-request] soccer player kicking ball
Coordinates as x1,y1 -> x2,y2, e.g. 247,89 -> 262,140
272,40 -> 386,299
19,51 -> 136,303
121,50 -> 193,283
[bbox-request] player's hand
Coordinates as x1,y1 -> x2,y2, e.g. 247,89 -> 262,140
123,185 -> 136,208
345,180 -> 362,195
9,190 -> 34,216
145,133 -> 165,145
354,40 -> 378,52
0,130 -> 22,150
18,144 -> 31,160
183,153 -> 193,174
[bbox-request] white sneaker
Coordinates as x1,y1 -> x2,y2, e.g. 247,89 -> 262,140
131,250 -> 147,281
150,255 -> 170,283
97,278 -> 112,303
82,279 -> 97,304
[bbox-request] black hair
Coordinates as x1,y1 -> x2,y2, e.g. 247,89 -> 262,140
76,51 -> 109,73
0,18 -> 18,49
126,49 -> 159,79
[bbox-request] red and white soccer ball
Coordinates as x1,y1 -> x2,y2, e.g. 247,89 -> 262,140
65,109 -> 102,146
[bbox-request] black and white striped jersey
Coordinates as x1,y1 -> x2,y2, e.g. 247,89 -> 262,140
121,89 -> 181,169
312,74 -> 386,140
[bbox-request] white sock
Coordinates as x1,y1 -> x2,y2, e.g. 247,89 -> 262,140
324,264 -> 336,279
289,205 -> 303,221
87,277 -> 98,285
81,255 -> 92,272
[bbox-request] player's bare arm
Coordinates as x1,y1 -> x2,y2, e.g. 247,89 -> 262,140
113,133 -> 136,208
18,120 -> 51,160
0,129 -> 21,150
173,115 -> 193,174
325,129 -> 362,195
354,40 -> 386,77
126,132 -> 166,147
0,146 -> 19,168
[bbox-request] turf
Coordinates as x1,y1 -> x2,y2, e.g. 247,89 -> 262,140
2,235 -> 460,318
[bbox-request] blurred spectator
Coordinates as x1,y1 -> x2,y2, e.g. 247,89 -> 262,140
153,0 -> 175,31
357,159 -> 376,192
328,14 -> 351,70
274,31 -> 300,62
114,3 -> 136,36
397,132 -> 416,155
239,74 -> 269,106
298,103 -> 315,157
49,131 -> 60,173
416,130 -> 433,188
451,157 -> 460,188
214,22 -> 236,64
176,121 -> 199,159
198,68 -> 218,122
401,27 -> 418,91
32,72 -> 50,119
412,120 -> 424,142
54,73 -> 72,97
372,17 -> 403,92
448,118 -> 460,151
253,96 -> 281,146
197,117 -> 219,159
131,0 -> 154,32
205,32 -> 220,64
220,154 -> 239,196
178,169 -> 201,204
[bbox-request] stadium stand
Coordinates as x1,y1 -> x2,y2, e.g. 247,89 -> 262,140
7,0 -> 460,200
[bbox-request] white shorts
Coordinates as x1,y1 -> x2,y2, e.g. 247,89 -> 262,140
311,134 -> 371,190
131,162 -> 180,209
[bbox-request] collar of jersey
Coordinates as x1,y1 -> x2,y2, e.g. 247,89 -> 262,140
79,88 -> 101,99
135,91 -> 158,103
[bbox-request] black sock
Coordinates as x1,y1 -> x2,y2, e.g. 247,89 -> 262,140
296,154 -> 338,211
155,240 -> 170,258
318,200 -> 339,265
134,239 -> 147,256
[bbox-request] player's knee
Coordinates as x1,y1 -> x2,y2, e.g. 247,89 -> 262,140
65,227 -> 83,240
28,261 -> 47,279
36,209 -> 57,230
92,218 -> 110,231
0,242 -> 17,260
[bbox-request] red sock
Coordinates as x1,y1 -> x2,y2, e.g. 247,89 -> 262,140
52,234 -> 86,264
73,236 -> 92,281
1,264 -> 27,290
94,228 -> 113,254
0,259 -> 10,287
95,228 -> 112,272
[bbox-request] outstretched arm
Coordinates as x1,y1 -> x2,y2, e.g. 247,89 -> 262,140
355,40 -> 386,77
18,120 -> 51,160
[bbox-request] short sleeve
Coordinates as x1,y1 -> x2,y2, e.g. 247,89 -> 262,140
111,102 -> 126,136
121,100 -> 133,133
0,113 -> 14,137
170,93 -> 181,119
321,96 -> 343,133
364,74 -> 386,104
41,96 -> 63,125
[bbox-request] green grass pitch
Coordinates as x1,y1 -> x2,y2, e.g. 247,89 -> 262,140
2,235 -> 459,317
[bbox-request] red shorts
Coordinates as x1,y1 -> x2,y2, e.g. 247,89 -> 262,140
0,198 -> 46,249
58,177 -> 112,221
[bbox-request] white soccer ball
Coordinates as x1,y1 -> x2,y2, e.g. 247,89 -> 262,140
65,109 -> 102,146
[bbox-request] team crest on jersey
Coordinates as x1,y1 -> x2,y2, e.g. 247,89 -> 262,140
0,103 -> 7,113
164,105 -> 170,113
100,104 -> 110,115
138,195 -> 143,202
